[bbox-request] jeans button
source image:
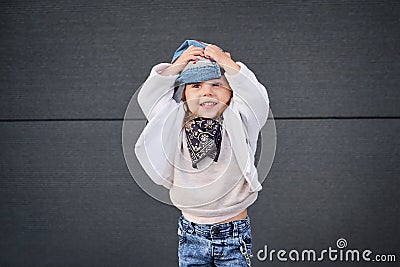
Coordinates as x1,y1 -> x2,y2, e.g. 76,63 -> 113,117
213,227 -> 220,234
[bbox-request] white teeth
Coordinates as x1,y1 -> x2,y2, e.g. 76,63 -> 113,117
201,102 -> 217,107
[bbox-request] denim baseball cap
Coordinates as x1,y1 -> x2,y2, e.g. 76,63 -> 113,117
171,40 -> 222,102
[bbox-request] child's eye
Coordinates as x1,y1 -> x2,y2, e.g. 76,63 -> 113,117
191,83 -> 201,88
212,83 -> 221,87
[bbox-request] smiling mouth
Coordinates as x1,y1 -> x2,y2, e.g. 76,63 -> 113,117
200,101 -> 218,108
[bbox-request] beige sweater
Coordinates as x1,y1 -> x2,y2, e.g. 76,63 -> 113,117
170,129 -> 258,224
135,62 -> 270,224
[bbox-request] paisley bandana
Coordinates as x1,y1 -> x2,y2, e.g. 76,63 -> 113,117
184,117 -> 223,168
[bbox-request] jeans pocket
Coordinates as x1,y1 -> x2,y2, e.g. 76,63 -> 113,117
239,234 -> 253,266
240,234 -> 253,255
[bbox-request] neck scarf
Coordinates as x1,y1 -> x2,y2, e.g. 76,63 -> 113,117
184,117 -> 223,168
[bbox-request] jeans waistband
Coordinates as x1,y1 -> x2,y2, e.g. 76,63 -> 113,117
178,215 -> 251,240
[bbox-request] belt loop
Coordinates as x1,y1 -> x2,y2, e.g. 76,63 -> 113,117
209,226 -> 214,240
178,216 -> 183,230
182,216 -> 195,234
233,221 -> 238,238
188,221 -> 196,234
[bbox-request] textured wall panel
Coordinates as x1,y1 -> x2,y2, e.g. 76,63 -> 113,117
1,1 -> 399,267
0,120 -> 398,266
0,1 -> 399,119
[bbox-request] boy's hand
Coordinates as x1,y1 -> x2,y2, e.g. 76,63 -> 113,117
160,45 -> 204,76
204,44 -> 240,75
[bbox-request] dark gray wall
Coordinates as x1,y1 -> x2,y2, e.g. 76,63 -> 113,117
1,1 -> 399,266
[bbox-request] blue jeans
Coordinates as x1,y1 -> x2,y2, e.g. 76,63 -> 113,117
177,215 -> 253,267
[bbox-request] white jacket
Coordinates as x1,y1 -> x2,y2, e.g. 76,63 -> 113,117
135,62 -> 270,192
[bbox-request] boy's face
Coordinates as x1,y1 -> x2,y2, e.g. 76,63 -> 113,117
184,76 -> 232,118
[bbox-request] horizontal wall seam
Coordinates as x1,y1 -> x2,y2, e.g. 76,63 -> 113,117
1,116 -> 400,122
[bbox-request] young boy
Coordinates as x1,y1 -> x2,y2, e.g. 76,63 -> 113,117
135,40 -> 270,266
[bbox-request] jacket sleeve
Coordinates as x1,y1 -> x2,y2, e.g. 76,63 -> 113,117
224,62 -> 270,151
134,63 -> 182,189
137,63 -> 179,120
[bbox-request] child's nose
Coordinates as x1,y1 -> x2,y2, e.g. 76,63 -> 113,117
202,83 -> 214,96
